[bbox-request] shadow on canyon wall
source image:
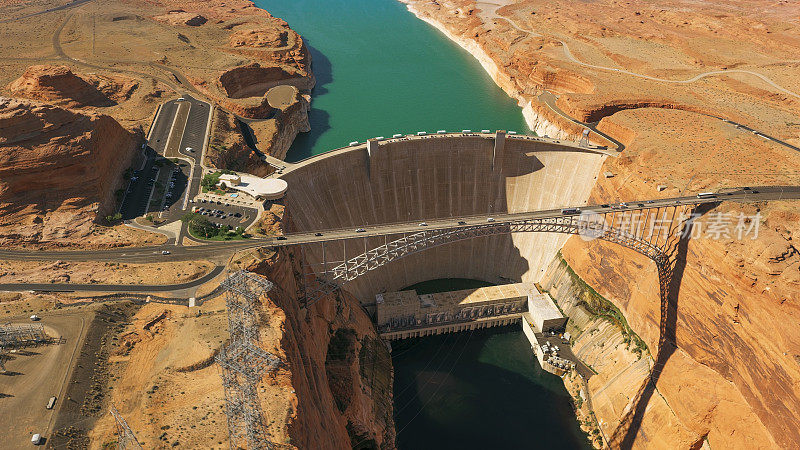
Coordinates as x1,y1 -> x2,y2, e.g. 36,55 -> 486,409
613,202 -> 718,448
286,42 -> 332,161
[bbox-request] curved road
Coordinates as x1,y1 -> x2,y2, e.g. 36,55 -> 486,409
476,1 -> 800,99
2,186 -> 795,293
0,265 -> 224,293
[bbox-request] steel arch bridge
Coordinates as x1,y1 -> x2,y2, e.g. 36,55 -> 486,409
298,204 -> 696,308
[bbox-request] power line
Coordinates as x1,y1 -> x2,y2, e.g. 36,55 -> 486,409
216,270 -> 283,450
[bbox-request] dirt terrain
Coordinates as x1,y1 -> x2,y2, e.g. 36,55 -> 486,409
0,308 -> 91,450
84,246 -> 394,449
0,0 -> 313,248
399,0 -> 800,447
0,259 -> 214,285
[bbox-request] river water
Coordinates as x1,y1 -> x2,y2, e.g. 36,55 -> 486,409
251,1 -> 586,447
254,0 -> 529,162
392,279 -> 592,449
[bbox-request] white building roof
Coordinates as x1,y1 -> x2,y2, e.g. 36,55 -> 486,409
219,173 -> 288,200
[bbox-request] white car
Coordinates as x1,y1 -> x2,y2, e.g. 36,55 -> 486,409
161,250 -> 171,255
185,147 -> 194,153
487,217 -> 495,222
419,222 -> 428,226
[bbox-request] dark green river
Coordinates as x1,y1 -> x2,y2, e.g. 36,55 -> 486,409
391,280 -> 592,449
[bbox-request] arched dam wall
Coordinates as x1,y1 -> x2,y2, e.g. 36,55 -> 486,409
280,134 -> 607,302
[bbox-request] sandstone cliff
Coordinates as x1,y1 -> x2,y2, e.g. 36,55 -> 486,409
398,1 -> 800,447
207,87 -> 311,173
207,107 -> 275,176
7,65 -> 138,109
247,244 -> 396,449
260,92 -> 311,161
399,0 -> 800,144
0,97 -> 139,247
557,108 -> 800,447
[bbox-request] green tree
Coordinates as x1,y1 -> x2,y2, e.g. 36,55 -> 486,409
105,212 -> 123,225
181,213 -> 217,238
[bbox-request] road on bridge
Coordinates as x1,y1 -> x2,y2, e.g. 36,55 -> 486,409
0,186 -> 796,266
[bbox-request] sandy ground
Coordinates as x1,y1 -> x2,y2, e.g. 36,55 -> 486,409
0,307 -> 93,449
88,297 -> 231,448
0,259 -> 214,285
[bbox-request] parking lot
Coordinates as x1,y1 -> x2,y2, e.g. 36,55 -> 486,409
118,95 -> 263,238
191,197 -> 258,229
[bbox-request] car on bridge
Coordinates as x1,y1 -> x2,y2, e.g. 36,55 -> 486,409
561,208 -> 581,215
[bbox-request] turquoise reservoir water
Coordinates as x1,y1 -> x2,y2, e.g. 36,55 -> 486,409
394,280 -> 592,449
254,0 -> 530,162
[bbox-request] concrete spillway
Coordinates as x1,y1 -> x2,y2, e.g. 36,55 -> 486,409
281,133 -> 607,302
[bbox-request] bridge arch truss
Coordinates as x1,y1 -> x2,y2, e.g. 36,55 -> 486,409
299,205 -> 695,307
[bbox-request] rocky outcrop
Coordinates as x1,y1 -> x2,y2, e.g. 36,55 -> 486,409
0,97 -> 139,245
206,107 -> 274,176
557,107 -> 800,447
6,65 -> 138,109
247,244 -> 396,449
219,63 -> 308,100
152,10 -> 207,26
262,95 -> 311,160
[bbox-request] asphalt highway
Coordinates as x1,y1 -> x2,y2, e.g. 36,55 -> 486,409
0,186 -> 796,265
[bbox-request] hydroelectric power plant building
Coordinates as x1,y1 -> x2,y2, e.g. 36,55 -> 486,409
375,282 -> 536,340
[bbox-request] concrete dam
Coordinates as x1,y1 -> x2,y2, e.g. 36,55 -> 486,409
280,133 -> 608,302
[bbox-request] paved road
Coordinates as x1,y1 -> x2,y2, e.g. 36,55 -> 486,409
538,91 -> 625,151
473,1 -> 800,153
0,186 -> 796,266
539,91 -> 799,154
0,0 -> 93,23
476,1 -> 800,99
257,186 -> 800,246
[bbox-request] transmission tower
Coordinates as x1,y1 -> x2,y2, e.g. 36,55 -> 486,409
109,404 -> 142,450
216,270 -> 283,450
